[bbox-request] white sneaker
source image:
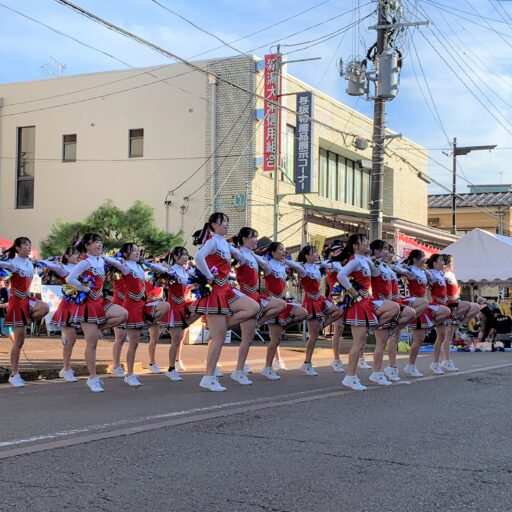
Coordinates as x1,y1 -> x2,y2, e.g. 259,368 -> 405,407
403,364 -> 423,378
272,359 -> 287,370
260,367 -> 281,380
199,375 -> 226,392
111,365 -> 126,378
175,360 -> 187,372
124,374 -> 142,387
383,366 -> 401,382
357,357 -> 372,369
8,373 -> 25,388
87,377 -> 104,393
300,363 -> 318,376
149,363 -> 161,374
165,370 -> 183,382
430,362 -> 445,375
369,371 -> 392,386
59,368 -> 78,383
330,359 -> 345,373
243,363 -> 252,374
230,370 -> 253,385
440,359 -> 459,372
214,366 -> 224,378
342,375 -> 367,391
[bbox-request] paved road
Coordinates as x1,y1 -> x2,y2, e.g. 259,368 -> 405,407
1,352 -> 511,511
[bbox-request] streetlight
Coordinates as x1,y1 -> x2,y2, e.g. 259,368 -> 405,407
451,137 -> 497,235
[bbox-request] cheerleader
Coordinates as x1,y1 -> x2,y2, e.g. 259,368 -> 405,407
293,245 -> 342,376
336,234 -> 400,391
0,237 -> 50,387
260,242 -> 307,380
324,241 -> 349,372
111,270 -> 128,377
65,233 -> 128,392
150,247 -> 200,382
145,279 -> 166,374
103,244 -> 169,387
443,254 -> 480,357
232,227 -> 286,385
191,213 -> 260,392
369,241 -> 416,382
393,250 -> 449,377
426,254 -> 459,374
41,246 -> 82,382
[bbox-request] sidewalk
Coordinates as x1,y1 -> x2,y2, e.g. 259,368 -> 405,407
0,334 -> 357,383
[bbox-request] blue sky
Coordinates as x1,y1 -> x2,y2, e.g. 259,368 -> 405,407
0,0 -> 511,194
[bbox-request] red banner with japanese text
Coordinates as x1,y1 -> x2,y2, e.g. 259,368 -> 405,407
263,54 -> 282,171
396,233 -> 437,259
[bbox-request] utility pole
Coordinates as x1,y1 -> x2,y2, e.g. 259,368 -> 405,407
369,1 -> 388,242
451,138 -> 497,235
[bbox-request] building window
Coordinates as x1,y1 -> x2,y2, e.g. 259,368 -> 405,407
129,128 -> 144,158
62,134 -> 77,162
319,148 -> 327,197
318,148 -> 369,209
282,124 -> 295,183
16,126 -> 35,209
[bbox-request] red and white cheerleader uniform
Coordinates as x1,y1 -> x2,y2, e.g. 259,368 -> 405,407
0,257 -> 37,327
235,248 -> 271,318
326,261 -> 343,302
336,255 -> 379,327
444,270 -> 461,322
371,259 -> 394,301
191,234 -> 242,316
40,261 -> 78,329
427,268 -> 450,325
156,263 -> 193,328
103,257 -> 158,329
264,259 -> 300,326
112,276 -> 126,307
66,255 -> 112,325
394,263 -> 434,329
298,263 -> 332,320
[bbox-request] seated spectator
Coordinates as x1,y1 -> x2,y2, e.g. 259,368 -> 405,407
489,310 -> 512,349
476,298 -> 494,342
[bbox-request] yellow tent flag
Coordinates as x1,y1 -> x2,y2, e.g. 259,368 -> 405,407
308,234 -> 326,255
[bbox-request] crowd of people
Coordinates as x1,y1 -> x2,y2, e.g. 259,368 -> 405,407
0,211 -> 501,393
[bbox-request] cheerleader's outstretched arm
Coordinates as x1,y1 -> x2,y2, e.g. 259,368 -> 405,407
284,259 -> 307,278
66,260 -> 92,291
253,253 -> 272,274
194,239 -> 216,281
337,259 -> 360,290
0,260 -> 17,272
39,260 -> 69,278
102,255 -> 130,276
393,262 -> 415,280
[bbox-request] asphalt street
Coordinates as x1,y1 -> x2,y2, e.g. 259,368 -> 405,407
1,352 -> 511,511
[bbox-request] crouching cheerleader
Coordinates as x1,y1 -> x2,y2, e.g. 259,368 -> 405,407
103,243 -> 169,387
232,228 -> 287,385
65,233 -> 128,393
192,213 -> 260,392
336,234 -> 400,391
0,237 -> 49,387
260,242 -> 308,381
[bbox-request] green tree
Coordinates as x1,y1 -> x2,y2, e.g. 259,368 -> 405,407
41,200 -> 182,258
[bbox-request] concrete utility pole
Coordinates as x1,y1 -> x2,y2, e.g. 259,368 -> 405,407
451,137 -> 497,235
369,1 -> 388,242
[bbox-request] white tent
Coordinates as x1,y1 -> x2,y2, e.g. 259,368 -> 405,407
442,229 -> 512,285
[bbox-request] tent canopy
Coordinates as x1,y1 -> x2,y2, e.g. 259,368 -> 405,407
442,229 -> 512,285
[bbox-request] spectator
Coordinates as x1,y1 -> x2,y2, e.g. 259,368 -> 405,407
489,310 -> 512,349
476,298 -> 494,342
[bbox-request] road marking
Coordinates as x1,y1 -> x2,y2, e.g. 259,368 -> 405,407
1,361 -> 511,459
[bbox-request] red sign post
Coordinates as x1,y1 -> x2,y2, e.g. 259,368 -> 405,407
263,54 -> 282,171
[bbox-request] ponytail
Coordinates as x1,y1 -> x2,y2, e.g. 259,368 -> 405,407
261,241 -> 283,258
404,249 -> 424,267
193,212 -> 229,246
3,236 -> 31,259
233,227 -> 258,248
426,253 -> 443,269
338,233 -> 365,264
297,245 -> 315,263
61,246 -> 79,265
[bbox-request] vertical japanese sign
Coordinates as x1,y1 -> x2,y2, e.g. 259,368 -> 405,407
263,53 -> 282,171
295,91 -> 313,193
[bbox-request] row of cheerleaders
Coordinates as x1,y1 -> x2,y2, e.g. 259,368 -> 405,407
0,211 -> 480,392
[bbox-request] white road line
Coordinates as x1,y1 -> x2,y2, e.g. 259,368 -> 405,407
1,361 -> 511,460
